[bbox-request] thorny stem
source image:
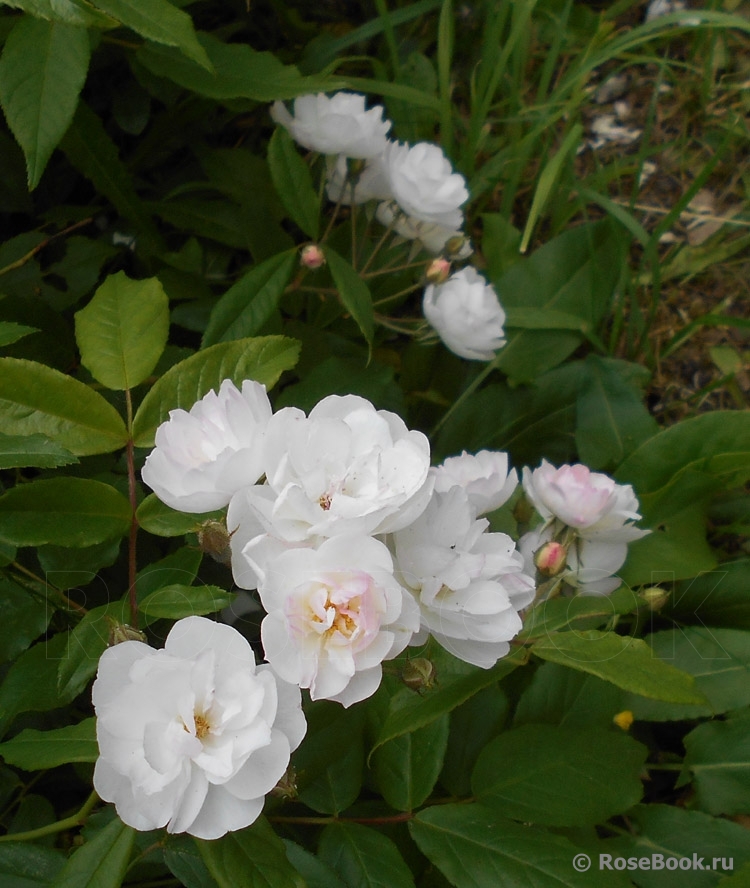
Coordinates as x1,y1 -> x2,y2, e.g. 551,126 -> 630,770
0,791 -> 99,843
125,389 -> 139,629
0,217 -> 94,278
359,213 -> 398,274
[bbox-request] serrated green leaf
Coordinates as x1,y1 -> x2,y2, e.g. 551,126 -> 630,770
0,478 -> 131,547
0,358 -> 128,455
87,0 -> 210,69
520,585 -> 638,641
0,432 -> 78,469
472,724 -> 647,826
0,321 -> 39,347
0,842 -> 66,888
131,335 -> 300,448
684,717 -> 750,816
54,816 -> 135,888
372,714 -> 448,812
202,251 -> 297,347
60,102 -> 161,252
325,247 -> 374,347
319,822 -> 416,888
0,719 -> 97,771
197,818 -> 304,888
0,0 -> 116,28
74,272 -> 169,390
137,31 -> 339,101
665,558 -> 750,630
136,494 -> 224,538
0,16 -> 90,188
135,547 -> 202,599
283,841 -> 346,888
410,803 -> 631,888
531,629 -> 708,704
139,584 -> 234,619
164,836 -> 218,888
372,648 -> 526,754
0,577 -> 50,664
268,128 -> 320,238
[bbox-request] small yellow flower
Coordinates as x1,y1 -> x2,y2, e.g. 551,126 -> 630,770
613,710 -> 634,731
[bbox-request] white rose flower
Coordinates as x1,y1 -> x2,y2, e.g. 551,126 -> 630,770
245,535 -> 419,707
393,487 -> 535,669
423,267 -> 506,361
141,379 -> 271,513
227,395 -> 433,558
325,154 -> 392,205
522,460 -> 649,542
92,616 -> 306,840
375,201 -> 472,257
432,450 -> 518,516
270,92 -> 391,158
383,141 -> 469,229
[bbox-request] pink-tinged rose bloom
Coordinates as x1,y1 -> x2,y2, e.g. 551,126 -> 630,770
521,460 -> 648,542
245,535 -> 419,707
227,395 -> 433,572
383,142 -> 469,229
432,450 -> 518,516
92,617 -> 306,839
141,380 -> 271,513
393,487 -> 535,668
423,267 -> 506,361
271,92 -> 391,158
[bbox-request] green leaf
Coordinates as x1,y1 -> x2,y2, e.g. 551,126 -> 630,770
602,804 -> 750,888
137,31 -> 338,101
494,221 -> 623,383
294,702 -> 365,815
531,630 -> 707,704
164,836 -> 218,888
74,272 -> 169,391
371,714 -> 449,812
139,584 -> 234,619
472,724 -> 646,826
575,355 -> 658,470
0,843 -> 66,888
0,633 -> 80,740
152,198 -> 249,250
54,816 -> 135,888
0,16 -> 90,188
520,585 -> 638,641
504,307 -> 592,331
319,822 -> 416,888
38,538 -> 121,592
132,336 -> 300,448
60,102 -> 162,252
197,818 -> 304,888
0,357 -> 128,455
136,547 -> 202,598
0,719 -> 97,771
372,648 -> 526,753
665,559 -> 750,630
136,495 -> 224,538
0,432 -> 78,469
268,128 -> 320,238
684,716 -> 750,816
0,577 -> 50,663
0,321 -> 39,347
202,251 -> 297,347
0,478 -> 131,548
624,628 -> 750,721
283,841 -> 346,888
87,0 -> 210,69
0,0 -> 116,28
410,803 -> 628,888
325,247 -> 374,347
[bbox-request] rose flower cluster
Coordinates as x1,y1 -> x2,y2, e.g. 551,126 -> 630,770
91,381 -> 647,838
272,91 -> 507,362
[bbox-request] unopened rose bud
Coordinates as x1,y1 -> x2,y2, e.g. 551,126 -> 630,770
639,586 -> 670,611
425,257 -> 451,284
534,541 -> 567,577
197,518 -> 233,565
269,765 -> 298,800
300,244 -> 326,270
445,234 -> 471,258
400,658 -> 437,692
613,710 -> 634,731
107,619 -> 147,647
